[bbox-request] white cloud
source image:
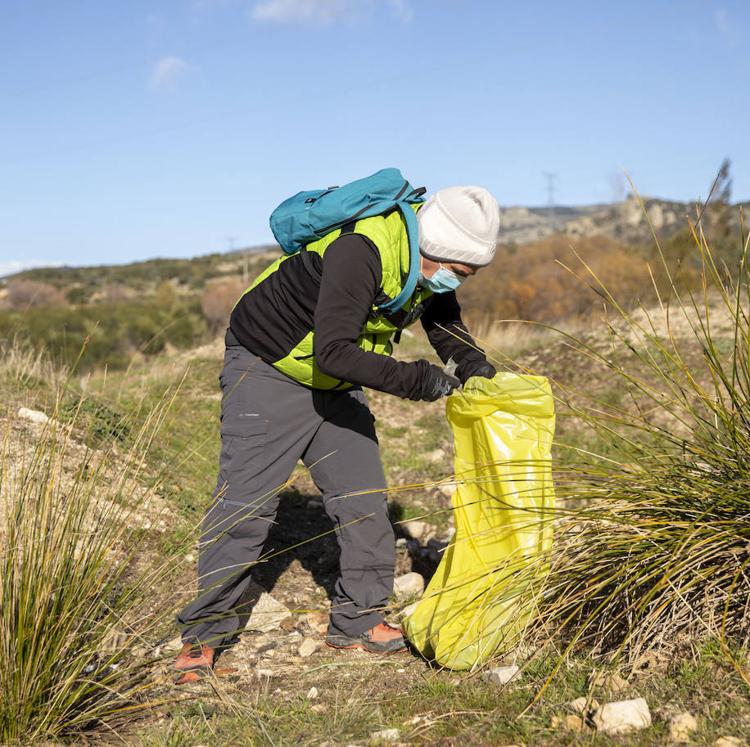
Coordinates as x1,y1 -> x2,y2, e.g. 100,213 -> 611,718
388,0 -> 412,23
250,0 -> 411,24
0,260 -> 63,279
149,56 -> 191,90
714,7 -> 738,45
715,8 -> 730,36
251,0 -> 353,23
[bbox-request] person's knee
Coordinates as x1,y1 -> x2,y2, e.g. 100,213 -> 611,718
326,488 -> 388,523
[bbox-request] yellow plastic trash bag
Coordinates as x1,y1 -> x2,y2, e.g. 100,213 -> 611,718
402,372 -> 555,670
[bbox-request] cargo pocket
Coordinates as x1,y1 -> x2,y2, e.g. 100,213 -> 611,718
218,411 -> 269,509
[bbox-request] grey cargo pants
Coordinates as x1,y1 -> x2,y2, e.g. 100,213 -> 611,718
177,343 -> 394,646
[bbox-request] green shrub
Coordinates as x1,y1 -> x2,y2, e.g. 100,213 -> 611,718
0,298 -> 208,371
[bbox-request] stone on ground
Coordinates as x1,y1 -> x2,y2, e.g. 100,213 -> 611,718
551,714 -> 585,731
669,711 -> 698,743
592,698 -> 651,735
245,592 -> 292,632
588,671 -> 628,692
305,610 -> 329,634
163,635 -> 183,653
298,637 -> 319,658
437,481 -> 457,498
401,520 -> 428,540
401,600 -> 419,618
369,728 -> 400,743
715,738 -> 745,747
17,407 -> 50,424
393,571 -> 424,600
482,664 -> 520,686
306,686 -> 319,699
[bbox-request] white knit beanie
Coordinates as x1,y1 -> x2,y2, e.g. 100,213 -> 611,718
417,186 -> 500,267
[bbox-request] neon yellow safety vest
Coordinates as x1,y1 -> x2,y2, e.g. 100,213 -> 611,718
238,206 -> 431,389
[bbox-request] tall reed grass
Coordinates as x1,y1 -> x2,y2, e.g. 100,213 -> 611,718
506,206 -> 750,669
0,347 -> 184,742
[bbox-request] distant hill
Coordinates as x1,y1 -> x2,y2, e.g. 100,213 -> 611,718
3,195 -> 746,293
0,246 -> 278,302
498,195 -> 747,246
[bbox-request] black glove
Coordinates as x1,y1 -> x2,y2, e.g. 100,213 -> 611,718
420,364 -> 461,402
456,359 -> 496,385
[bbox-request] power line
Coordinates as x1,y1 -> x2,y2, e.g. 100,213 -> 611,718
543,172 -> 558,223
543,172 -> 558,206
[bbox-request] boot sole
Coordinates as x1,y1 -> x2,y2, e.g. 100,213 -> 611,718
325,639 -> 407,654
173,665 -> 237,685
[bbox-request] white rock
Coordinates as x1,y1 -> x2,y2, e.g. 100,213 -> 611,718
669,712 -> 698,743
184,553 -> 195,563
306,686 -> 319,700
393,572 -> 424,600
426,448 -> 445,463
298,637 -> 319,658
592,698 -> 651,735
18,407 -> 50,424
482,664 -> 520,685
256,668 -> 274,678
245,592 -> 292,632
715,738 -> 745,747
402,520 -> 428,540
401,601 -> 419,618
369,728 -> 400,743
437,481 -> 457,498
163,635 -> 183,653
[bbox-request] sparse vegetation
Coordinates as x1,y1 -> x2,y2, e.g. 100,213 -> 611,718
0,351 -> 187,743
1,279 -> 66,310
200,276 -> 247,333
517,212 -> 750,676
0,296 -> 208,370
459,234 -> 654,325
3,200 -> 750,744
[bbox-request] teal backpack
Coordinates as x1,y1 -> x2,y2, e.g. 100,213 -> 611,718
269,168 -> 426,313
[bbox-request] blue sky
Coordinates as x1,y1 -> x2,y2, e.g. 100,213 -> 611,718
1,0 -> 748,274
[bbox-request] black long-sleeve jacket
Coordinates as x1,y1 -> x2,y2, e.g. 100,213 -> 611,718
229,234 -> 488,398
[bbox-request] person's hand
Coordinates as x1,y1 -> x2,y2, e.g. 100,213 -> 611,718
421,364 -> 461,401
456,359 -> 496,385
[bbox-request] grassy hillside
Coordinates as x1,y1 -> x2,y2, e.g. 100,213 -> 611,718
3,246 -> 276,297
0,248 -> 276,370
4,280 -> 750,744
3,205 -> 750,744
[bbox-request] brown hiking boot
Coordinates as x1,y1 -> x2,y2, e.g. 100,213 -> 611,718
173,642 -> 215,684
326,622 -> 407,653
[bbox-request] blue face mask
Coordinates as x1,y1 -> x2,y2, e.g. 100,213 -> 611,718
419,265 -> 464,294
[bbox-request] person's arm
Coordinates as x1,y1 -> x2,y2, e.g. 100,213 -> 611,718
314,235 -> 457,400
420,291 -> 496,383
